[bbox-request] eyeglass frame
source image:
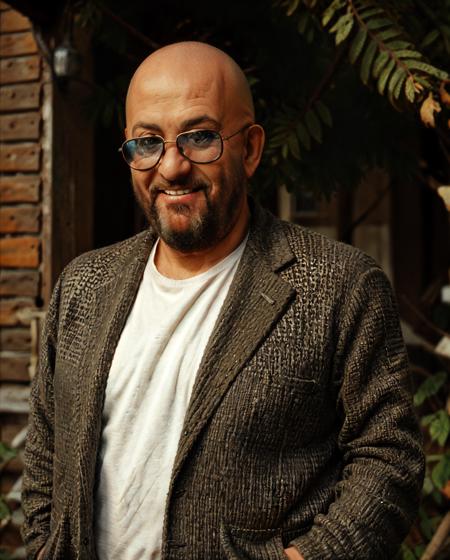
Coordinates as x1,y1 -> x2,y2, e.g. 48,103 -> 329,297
118,123 -> 254,171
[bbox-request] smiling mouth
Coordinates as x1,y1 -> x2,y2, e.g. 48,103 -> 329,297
159,186 -> 203,196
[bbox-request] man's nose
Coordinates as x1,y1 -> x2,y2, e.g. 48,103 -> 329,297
158,143 -> 192,182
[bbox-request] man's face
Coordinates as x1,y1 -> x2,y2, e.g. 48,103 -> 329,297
126,72 -> 249,253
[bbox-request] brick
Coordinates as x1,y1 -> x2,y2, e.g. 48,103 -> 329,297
0,175 -> 40,202
0,236 -> 39,267
0,297 -> 34,326
0,55 -> 40,84
0,83 -> 40,111
0,383 -> 30,413
0,328 -> 31,351
0,10 -> 30,32
0,269 -> 39,296
0,111 -> 40,140
0,205 -> 40,233
0,352 -> 29,381
0,142 -> 40,172
0,31 -> 37,56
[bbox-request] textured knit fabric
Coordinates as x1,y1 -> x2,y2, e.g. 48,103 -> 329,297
21,200 -> 424,560
94,237 -> 246,559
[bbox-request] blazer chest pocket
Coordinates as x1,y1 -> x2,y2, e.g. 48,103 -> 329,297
223,373 -> 326,450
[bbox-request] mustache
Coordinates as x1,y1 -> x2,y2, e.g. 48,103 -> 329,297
149,178 -> 210,197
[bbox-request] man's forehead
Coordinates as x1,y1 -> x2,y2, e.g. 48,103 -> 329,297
126,43 -> 254,128
127,75 -> 226,130
134,70 -> 224,103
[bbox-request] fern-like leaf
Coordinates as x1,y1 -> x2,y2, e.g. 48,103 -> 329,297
377,59 -> 395,95
315,100 -> 333,127
360,40 -> 377,85
395,50 -> 423,60
405,77 -> 416,103
373,50 -> 390,79
389,67 -> 407,100
330,13 -> 354,44
349,27 -> 367,63
322,0 -> 347,27
404,60 -> 448,81
288,133 -> 301,159
305,109 -> 323,142
296,122 -> 311,150
365,18 -> 391,31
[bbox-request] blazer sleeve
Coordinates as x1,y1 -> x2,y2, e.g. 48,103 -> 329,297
289,266 -> 425,559
21,274 -> 63,559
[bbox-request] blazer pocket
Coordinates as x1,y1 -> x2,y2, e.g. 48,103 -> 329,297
220,523 -> 286,560
289,377 -> 321,394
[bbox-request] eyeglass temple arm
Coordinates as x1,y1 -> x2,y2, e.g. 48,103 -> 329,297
222,123 -> 253,141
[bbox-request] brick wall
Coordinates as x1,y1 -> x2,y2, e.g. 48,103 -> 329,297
0,1 -> 51,552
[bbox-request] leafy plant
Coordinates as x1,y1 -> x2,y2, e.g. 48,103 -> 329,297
269,0 -> 449,193
0,443 -> 17,531
400,365 -> 450,559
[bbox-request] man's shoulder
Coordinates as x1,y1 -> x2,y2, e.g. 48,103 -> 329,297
260,208 -> 380,281
286,220 -> 377,272
60,229 -> 154,291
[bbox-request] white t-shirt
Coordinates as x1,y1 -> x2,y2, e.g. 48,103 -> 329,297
94,237 -> 247,560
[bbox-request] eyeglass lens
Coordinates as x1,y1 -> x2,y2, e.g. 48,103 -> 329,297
123,130 -> 222,170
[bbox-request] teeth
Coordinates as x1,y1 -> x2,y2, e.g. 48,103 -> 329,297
163,189 -> 192,196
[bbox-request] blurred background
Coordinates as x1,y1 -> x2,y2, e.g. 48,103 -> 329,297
0,0 -> 449,558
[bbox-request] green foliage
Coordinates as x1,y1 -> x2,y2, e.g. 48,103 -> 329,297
414,371 -> 447,406
430,452 -> 450,489
265,0 -> 449,195
401,356 -> 450,560
322,0 -> 449,106
421,409 -> 450,447
71,0 -> 449,198
0,443 -> 16,469
0,497 -> 10,521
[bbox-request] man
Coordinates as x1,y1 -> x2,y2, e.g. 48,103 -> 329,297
22,42 -> 424,559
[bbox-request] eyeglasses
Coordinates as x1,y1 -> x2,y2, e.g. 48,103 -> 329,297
119,123 -> 252,171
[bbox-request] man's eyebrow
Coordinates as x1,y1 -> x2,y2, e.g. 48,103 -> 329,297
131,116 -> 221,137
180,115 -> 221,131
131,122 -> 163,136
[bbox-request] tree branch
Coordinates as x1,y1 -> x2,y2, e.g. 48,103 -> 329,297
421,510 -> 450,560
302,43 -> 346,116
97,2 -> 160,51
344,182 -> 390,238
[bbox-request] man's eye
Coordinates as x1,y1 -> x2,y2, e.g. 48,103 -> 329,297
140,137 -> 161,148
188,130 -> 216,145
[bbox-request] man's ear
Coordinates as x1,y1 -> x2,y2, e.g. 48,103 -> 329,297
124,127 -> 128,139
243,125 -> 265,179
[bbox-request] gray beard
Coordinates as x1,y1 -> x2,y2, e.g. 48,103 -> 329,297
149,195 -> 220,252
144,168 -> 246,253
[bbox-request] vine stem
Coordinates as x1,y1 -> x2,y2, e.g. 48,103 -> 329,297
302,43 -> 347,116
400,295 -> 450,339
348,0 -> 421,92
97,2 -> 160,51
344,182 -> 389,238
421,510 -> 450,560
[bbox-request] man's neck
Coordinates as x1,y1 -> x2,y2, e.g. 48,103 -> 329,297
154,203 -> 250,280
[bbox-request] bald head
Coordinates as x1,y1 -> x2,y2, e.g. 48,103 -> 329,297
125,42 -> 255,130
123,41 -> 266,260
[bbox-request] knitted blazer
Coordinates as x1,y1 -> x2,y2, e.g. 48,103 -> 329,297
22,201 -> 424,559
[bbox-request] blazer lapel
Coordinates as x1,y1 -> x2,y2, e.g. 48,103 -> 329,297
74,230 -> 155,545
170,204 -> 297,481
